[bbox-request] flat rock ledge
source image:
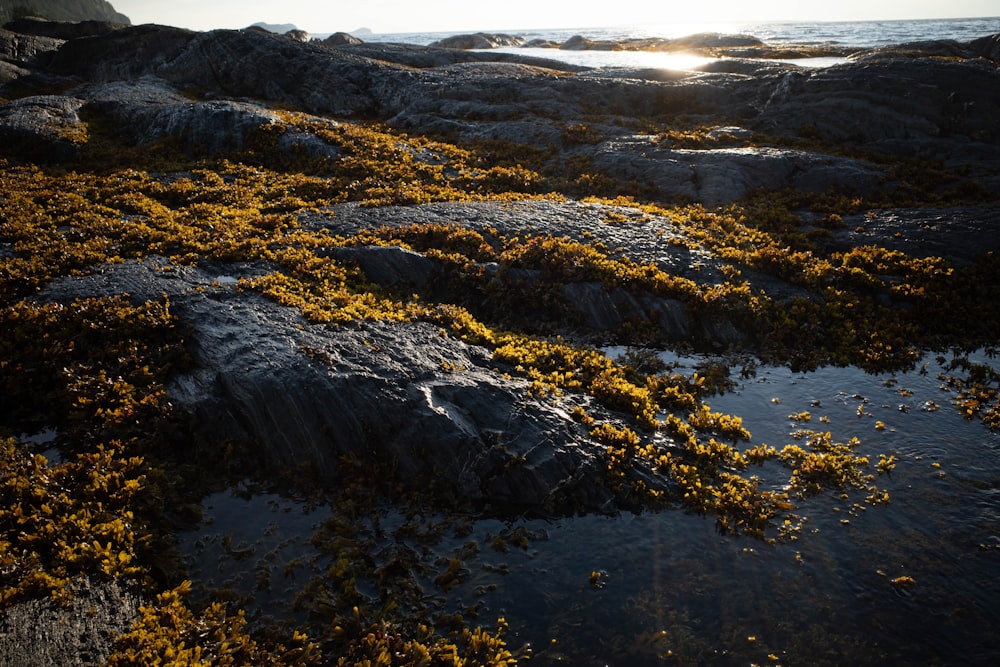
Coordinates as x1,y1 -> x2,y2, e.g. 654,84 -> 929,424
37,254 -> 668,515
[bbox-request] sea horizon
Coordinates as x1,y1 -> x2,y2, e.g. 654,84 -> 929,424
334,15 -> 999,48
334,15 -> 999,71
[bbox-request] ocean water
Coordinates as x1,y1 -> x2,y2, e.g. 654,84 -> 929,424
357,16 -> 999,70
180,351 -> 1000,666
363,16 -> 999,49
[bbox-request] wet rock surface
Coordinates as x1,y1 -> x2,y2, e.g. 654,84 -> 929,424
0,576 -> 144,667
36,256 -> 637,513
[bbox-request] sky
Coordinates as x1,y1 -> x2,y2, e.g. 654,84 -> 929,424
110,1 -> 1000,35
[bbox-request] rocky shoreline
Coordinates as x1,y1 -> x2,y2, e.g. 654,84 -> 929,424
1,15 -> 999,667
2,21 -> 998,200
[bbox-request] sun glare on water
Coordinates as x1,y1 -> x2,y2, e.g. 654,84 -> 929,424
506,47 -> 717,71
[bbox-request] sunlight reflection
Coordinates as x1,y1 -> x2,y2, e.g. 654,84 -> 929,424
491,47 -> 718,71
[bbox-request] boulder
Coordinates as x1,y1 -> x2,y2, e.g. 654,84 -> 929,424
670,32 -> 763,49
559,32 -> 763,52
323,31 -> 363,46
970,33 -> 1000,62
336,41 -> 583,71
46,26 -> 396,117
561,35 -> 599,51
430,33 -> 525,49
284,29 -> 310,42
0,78 -> 282,158
0,58 -> 28,85
248,22 -> 298,34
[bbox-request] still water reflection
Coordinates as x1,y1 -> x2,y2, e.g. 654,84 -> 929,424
180,353 -> 1000,665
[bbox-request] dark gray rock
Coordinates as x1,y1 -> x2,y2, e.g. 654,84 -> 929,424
815,205 -> 1000,268
37,258 -> 644,512
562,282 -> 651,331
248,22 -> 298,34
970,33 -> 1000,62
670,32 -> 764,49
78,78 -> 280,151
0,93 -> 85,160
0,27 -> 63,65
560,32 -> 763,52
323,31 -> 362,46
303,200 -> 742,341
330,244 -> 443,290
300,200 -> 720,281
561,35 -> 598,51
590,138 -> 880,204
284,29 -> 310,43
757,56 -> 1000,148
0,576 -> 144,667
43,26 -> 398,116
2,17 -> 127,39
430,33 -> 525,49
0,57 -> 28,85
329,41 -> 584,71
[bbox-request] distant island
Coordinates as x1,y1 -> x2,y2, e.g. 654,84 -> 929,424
250,21 -> 299,34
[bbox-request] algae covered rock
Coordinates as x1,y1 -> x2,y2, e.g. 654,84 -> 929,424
0,93 -> 85,160
38,258 -> 633,513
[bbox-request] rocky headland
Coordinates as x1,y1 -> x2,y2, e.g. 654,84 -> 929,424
0,0 -> 128,25
1,14 -> 999,667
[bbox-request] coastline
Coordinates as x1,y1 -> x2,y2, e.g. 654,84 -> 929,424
2,14 -> 1000,667
356,15 -> 1000,49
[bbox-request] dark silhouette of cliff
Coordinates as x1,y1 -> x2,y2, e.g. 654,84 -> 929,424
0,0 -> 129,25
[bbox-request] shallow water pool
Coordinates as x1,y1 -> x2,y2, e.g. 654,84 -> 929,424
178,352 -> 1000,665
